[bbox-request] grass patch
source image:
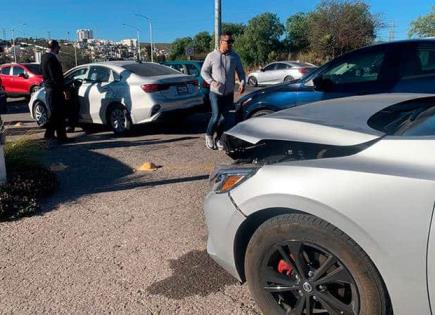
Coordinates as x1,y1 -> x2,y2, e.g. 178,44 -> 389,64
0,140 -> 57,221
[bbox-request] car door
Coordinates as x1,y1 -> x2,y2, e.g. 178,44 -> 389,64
258,63 -> 278,84
297,44 -> 397,105
273,63 -> 290,83
392,41 -> 435,93
78,66 -> 116,124
11,65 -> 29,94
0,66 -> 12,93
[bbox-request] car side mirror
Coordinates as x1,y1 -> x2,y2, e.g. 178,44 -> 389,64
18,73 -> 28,79
313,76 -> 334,92
260,68 -> 264,72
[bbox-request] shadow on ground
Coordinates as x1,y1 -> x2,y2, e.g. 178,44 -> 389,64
147,249 -> 239,299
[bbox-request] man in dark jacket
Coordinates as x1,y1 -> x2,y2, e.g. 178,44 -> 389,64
41,40 -> 70,142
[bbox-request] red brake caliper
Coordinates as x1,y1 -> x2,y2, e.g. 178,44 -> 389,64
277,259 -> 293,276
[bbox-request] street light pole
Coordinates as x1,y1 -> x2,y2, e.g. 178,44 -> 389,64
11,29 -> 16,63
135,14 -> 154,63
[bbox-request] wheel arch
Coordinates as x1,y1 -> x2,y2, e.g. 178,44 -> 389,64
104,101 -> 129,125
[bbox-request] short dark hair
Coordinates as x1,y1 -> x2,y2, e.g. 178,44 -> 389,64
220,31 -> 233,39
47,40 -> 60,49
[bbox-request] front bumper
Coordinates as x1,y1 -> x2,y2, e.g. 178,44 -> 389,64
204,191 -> 246,281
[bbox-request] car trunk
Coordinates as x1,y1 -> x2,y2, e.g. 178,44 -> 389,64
143,74 -> 198,100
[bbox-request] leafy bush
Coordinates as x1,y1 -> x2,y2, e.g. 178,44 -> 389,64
0,140 -> 57,220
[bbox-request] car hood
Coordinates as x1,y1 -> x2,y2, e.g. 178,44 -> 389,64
238,82 -> 302,102
227,93 -> 435,147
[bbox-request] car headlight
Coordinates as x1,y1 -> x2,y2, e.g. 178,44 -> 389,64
209,166 -> 258,194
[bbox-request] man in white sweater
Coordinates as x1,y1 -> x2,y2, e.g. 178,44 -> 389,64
201,32 -> 246,150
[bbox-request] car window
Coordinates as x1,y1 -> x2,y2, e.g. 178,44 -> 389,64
12,66 -> 25,76
24,64 -> 42,75
87,66 -> 111,82
123,63 -> 180,76
276,63 -> 290,70
1,67 -> 11,75
66,67 -> 88,81
322,49 -> 385,84
263,64 -> 276,71
186,64 -> 200,76
167,64 -> 184,73
399,44 -> 435,80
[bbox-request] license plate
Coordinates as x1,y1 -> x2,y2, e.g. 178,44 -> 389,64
177,85 -> 188,95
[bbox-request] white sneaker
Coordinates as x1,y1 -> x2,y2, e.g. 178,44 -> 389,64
216,139 -> 224,151
205,135 -> 216,150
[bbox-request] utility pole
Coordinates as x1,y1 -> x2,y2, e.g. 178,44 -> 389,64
11,29 -> 17,63
215,0 -> 221,49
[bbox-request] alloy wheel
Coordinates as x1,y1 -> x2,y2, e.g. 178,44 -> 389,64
110,108 -> 127,133
260,240 -> 360,315
34,103 -> 48,126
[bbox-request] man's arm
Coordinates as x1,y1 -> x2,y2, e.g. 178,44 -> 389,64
235,56 -> 246,94
200,54 -> 214,85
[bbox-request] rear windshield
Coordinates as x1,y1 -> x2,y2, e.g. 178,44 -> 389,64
24,64 -> 42,75
122,63 -> 180,76
367,98 -> 435,136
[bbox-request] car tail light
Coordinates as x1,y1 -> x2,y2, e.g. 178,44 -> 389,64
202,80 -> 210,88
298,68 -> 310,75
141,83 -> 170,93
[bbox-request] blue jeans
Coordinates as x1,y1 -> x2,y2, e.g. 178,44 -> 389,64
206,92 -> 234,139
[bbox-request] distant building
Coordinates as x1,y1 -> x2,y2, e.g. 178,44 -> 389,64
77,29 -> 94,42
120,39 -> 137,48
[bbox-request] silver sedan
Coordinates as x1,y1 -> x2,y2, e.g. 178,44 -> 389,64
28,61 -> 203,134
247,61 -> 316,86
204,93 -> 435,315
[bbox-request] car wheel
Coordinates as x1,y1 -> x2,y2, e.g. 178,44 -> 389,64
284,75 -> 294,82
251,109 -> 274,118
107,104 -> 132,135
245,214 -> 391,315
248,76 -> 258,87
33,102 -> 49,127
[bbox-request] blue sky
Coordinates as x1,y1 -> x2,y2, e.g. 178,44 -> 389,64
0,0 -> 433,43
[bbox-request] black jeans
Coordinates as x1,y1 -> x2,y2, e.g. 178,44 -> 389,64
44,88 -> 66,139
206,92 -> 234,139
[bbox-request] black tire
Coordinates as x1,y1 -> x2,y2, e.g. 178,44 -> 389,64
284,75 -> 294,82
250,109 -> 274,118
245,214 -> 390,315
33,102 -> 49,127
248,76 -> 258,87
106,104 -> 132,135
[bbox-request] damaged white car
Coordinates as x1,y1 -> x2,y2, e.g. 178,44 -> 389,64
204,93 -> 435,315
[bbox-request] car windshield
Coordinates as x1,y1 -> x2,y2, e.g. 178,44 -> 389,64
24,64 -> 42,75
367,98 -> 435,135
122,63 -> 180,76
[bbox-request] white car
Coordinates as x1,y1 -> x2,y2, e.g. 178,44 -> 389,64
29,61 -> 204,134
247,61 -> 317,87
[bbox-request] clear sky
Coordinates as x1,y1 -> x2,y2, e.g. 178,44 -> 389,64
0,0 -> 433,43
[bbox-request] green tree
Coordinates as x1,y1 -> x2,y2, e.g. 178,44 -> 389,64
409,6 -> 435,38
192,32 -> 212,54
237,13 -> 285,67
222,23 -> 246,37
169,37 -> 193,60
308,0 -> 381,60
285,12 -> 311,53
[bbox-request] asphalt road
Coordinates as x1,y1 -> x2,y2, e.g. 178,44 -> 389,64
0,94 -> 262,314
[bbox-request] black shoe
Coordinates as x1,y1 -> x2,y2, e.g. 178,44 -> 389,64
66,127 -> 75,133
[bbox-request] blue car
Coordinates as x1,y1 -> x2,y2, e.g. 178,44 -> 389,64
162,60 -> 210,104
237,39 -> 435,120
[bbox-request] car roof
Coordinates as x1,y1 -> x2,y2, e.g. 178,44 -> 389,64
226,93 -> 435,147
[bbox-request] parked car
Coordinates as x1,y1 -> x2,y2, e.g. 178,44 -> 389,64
205,93 -> 435,315
0,79 -> 6,114
247,61 -> 317,87
162,60 -> 210,104
0,63 -> 43,98
237,39 -> 435,120
28,61 -> 203,134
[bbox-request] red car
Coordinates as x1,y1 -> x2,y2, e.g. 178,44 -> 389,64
0,63 -> 43,98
